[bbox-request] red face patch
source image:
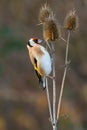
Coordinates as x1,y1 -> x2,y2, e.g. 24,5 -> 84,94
32,38 -> 42,44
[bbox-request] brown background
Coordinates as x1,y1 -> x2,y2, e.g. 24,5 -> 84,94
0,0 -> 87,130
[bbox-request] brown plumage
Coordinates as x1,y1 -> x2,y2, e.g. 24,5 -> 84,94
28,45 -> 45,76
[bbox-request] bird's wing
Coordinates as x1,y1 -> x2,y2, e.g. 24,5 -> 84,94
33,58 -> 43,85
34,58 -> 42,76
34,58 -> 41,78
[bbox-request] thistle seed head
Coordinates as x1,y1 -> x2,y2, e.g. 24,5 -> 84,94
43,13 -> 59,41
64,10 -> 79,31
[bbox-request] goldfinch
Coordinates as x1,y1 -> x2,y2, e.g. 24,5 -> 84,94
27,38 -> 52,89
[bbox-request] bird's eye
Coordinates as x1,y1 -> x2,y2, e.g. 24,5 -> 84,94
33,38 -> 38,43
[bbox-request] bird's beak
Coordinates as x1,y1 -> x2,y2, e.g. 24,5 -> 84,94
38,39 -> 42,44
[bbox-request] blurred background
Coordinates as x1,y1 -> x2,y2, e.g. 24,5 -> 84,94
0,0 -> 87,130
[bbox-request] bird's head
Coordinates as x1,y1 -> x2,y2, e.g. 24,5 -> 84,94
27,38 -> 42,48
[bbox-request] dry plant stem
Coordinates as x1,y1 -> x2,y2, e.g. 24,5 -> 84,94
46,78 -> 53,124
45,42 -> 53,124
46,40 -> 52,50
60,36 -> 67,43
57,31 -> 70,121
51,42 -> 57,130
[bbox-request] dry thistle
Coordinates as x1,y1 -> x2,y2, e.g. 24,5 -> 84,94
64,10 -> 79,31
43,13 -> 59,41
39,3 -> 52,24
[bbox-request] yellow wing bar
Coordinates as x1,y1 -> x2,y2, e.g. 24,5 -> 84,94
34,65 -> 43,76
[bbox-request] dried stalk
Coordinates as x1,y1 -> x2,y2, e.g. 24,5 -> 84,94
46,78 -> 53,124
59,36 -> 67,43
51,42 -> 57,130
46,40 -> 57,130
57,31 -> 70,121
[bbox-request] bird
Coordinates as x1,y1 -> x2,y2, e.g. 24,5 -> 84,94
27,38 -> 52,89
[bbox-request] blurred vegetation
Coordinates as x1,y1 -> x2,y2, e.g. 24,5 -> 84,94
0,0 -> 87,130
0,27 -> 25,56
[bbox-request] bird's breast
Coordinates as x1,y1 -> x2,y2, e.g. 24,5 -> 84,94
38,54 -> 52,76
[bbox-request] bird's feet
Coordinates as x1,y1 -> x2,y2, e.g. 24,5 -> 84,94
47,75 -> 55,80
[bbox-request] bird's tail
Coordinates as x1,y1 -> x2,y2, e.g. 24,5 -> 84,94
34,69 -> 46,90
39,77 -> 46,90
